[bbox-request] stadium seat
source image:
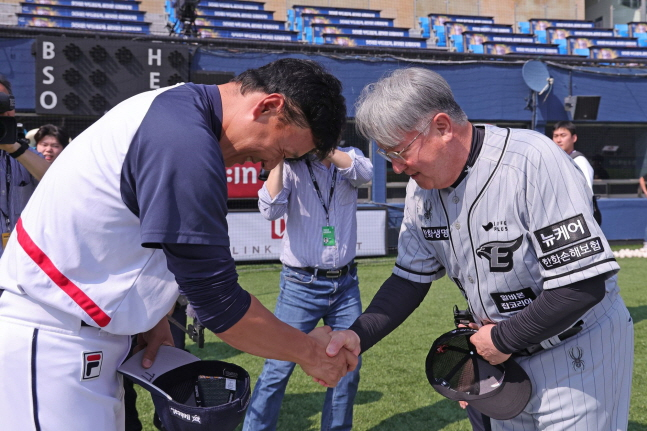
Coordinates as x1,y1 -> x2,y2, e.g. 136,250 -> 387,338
518,22 -> 531,34
554,39 -> 567,55
615,24 -> 629,37
469,44 -> 484,54
419,17 -> 430,38
573,48 -> 590,57
433,25 -> 446,47
450,34 -> 464,52
287,9 -> 295,31
535,30 -> 547,44
637,33 -> 647,47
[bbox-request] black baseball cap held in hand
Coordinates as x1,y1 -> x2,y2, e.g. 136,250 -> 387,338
426,328 -> 532,420
118,346 -> 250,431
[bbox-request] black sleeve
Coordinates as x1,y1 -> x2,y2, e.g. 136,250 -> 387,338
491,274 -> 606,354
349,274 -> 431,353
162,243 -> 251,334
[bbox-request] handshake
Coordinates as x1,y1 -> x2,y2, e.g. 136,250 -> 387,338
303,327 -> 361,387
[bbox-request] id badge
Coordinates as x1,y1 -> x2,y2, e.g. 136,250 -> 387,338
322,226 -> 336,246
1,232 -> 9,250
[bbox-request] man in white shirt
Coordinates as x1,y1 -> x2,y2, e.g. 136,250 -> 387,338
552,121 -> 594,189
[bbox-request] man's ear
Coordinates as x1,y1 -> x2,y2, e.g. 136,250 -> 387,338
572,133 -> 578,144
434,113 -> 452,138
251,93 -> 285,120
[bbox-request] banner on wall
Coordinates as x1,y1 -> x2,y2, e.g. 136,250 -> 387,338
226,162 -> 263,198
227,208 -> 388,261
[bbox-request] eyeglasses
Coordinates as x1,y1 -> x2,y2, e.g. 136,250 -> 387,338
376,119 -> 432,163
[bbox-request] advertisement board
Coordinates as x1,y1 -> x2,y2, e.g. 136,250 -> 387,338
483,42 -> 559,55
226,162 -> 263,198
227,209 -> 388,261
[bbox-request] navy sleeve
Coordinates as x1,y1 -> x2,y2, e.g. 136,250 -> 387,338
162,243 -> 251,333
121,84 -> 229,247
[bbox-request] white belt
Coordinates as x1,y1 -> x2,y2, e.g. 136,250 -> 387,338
0,290 -> 88,335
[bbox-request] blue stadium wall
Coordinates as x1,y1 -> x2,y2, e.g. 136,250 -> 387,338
3,36 -> 647,241
4,36 -> 647,125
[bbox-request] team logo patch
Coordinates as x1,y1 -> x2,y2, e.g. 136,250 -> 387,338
539,237 -> 604,270
482,220 -> 508,232
82,351 -> 103,380
490,288 -> 536,313
476,236 -> 523,272
569,346 -> 585,371
421,226 -> 449,241
534,214 -> 590,253
170,406 -> 202,424
423,200 -> 432,220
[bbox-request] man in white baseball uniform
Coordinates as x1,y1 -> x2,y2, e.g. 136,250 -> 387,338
0,59 -> 357,431
326,68 -> 634,430
552,121 -> 594,189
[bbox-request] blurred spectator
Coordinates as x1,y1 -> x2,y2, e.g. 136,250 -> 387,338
0,75 -> 50,256
552,121 -> 594,189
35,124 -> 69,163
592,154 -> 610,180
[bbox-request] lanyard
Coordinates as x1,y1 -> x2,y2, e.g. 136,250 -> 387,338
0,153 -> 11,231
305,159 -> 337,226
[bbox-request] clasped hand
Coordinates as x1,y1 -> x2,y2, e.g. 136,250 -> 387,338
305,327 -> 360,387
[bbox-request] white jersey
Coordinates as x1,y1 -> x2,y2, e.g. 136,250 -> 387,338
570,150 -> 594,190
394,124 -> 619,325
0,86 -> 180,335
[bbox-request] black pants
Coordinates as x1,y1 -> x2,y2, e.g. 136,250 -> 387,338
467,405 -> 492,431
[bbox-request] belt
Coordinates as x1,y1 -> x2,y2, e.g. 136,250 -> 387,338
290,262 -> 357,279
514,320 -> 584,357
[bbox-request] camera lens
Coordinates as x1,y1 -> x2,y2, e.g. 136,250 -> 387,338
0,117 -> 17,145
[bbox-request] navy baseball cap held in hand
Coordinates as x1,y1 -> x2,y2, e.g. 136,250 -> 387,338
426,328 -> 532,420
118,346 -> 250,431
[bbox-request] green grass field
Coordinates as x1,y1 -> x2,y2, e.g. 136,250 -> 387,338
134,253 -> 647,431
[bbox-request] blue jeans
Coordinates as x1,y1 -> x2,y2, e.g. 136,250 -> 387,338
243,265 -> 362,431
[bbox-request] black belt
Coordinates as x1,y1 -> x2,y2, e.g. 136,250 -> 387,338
514,320 -> 584,357
290,262 -> 357,279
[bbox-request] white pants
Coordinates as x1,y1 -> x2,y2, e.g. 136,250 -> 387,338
492,294 -> 634,431
0,292 -> 131,431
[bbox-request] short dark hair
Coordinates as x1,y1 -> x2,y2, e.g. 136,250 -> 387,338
232,59 -> 346,159
553,121 -> 576,136
35,124 -> 70,148
0,74 -> 12,95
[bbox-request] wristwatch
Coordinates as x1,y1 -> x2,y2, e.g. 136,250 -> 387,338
8,140 -> 29,159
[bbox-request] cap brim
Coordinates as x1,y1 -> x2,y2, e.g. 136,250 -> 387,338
467,357 -> 532,420
118,345 -> 201,400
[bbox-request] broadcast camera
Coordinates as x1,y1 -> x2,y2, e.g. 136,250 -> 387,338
0,92 -> 17,145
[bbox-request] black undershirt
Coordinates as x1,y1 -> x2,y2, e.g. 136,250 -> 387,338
450,125 -> 485,188
349,273 -> 606,354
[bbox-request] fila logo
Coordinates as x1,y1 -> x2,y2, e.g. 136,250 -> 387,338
82,351 -> 103,380
476,236 -> 523,272
271,218 -> 286,239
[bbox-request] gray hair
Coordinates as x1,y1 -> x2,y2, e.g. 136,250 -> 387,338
355,68 -> 468,148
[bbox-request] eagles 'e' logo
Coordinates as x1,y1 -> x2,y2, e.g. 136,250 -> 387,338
423,200 -> 432,220
476,236 -> 523,272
